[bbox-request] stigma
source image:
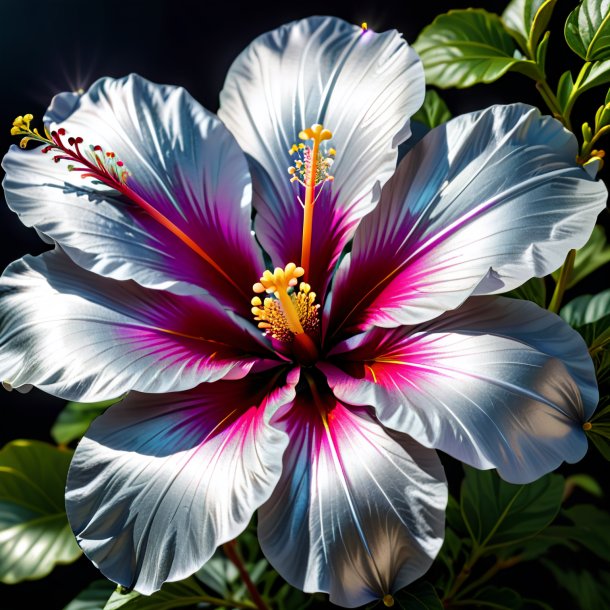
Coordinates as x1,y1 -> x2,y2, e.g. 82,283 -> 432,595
10,114 -> 129,186
287,123 -> 335,189
252,263 -> 320,342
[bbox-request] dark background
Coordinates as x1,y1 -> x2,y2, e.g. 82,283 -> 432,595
0,0 -> 608,608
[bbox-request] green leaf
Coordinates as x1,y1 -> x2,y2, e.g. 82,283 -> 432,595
565,0 -> 610,61
553,226 -> 610,289
195,555 -> 239,598
393,581 -> 443,610
561,288 -> 610,326
104,578 -> 212,610
64,581 -> 118,610
580,59 -> 610,92
465,586 -> 524,609
588,430 -> 610,460
460,467 -> 564,550
564,473 -> 603,497
0,440 -> 81,583
504,277 -> 546,307
556,70 -> 574,112
563,504 -> 610,562
502,0 -> 557,53
52,398 -> 120,445
542,562 -> 610,608
412,89 -> 452,129
413,9 -> 542,89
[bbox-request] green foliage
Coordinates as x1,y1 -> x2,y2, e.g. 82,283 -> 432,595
504,277 -> 546,307
412,90 -> 452,129
0,440 -> 81,584
553,227 -> 610,290
561,287 -> 610,326
502,0 -> 557,54
413,9 -> 541,89
104,578 -> 213,610
464,586 -> 524,609
392,581 -> 443,609
51,398 -> 120,446
565,0 -> 610,61
541,563 -> 610,608
459,467 -> 564,550
64,581 -> 118,610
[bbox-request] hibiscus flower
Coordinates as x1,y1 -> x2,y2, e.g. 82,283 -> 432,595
1,15 -> 606,608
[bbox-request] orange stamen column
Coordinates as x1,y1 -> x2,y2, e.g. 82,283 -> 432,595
298,124 -> 333,280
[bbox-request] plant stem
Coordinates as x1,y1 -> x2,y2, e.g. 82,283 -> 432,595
548,248 -> 576,313
535,81 -> 568,128
223,540 -> 270,610
455,555 -> 523,600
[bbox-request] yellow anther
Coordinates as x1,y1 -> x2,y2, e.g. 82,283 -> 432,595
299,123 -> 333,143
23,113 -> 33,123
328,148 -> 336,156
251,264 -> 320,341
382,594 -> 394,607
253,263 -> 304,294
12,116 -> 24,127
10,126 -> 20,136
288,167 -> 296,175
583,422 -> 593,431
361,22 -> 368,30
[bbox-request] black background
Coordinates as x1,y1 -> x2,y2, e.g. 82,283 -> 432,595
0,0 -> 608,608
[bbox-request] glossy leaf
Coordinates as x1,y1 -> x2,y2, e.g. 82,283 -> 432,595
565,473 -> 603,497
460,467 -> 564,550
413,9 -> 541,89
556,70 -> 575,113
412,89 -> 452,129
393,581 -> 443,610
561,288 -> 610,326
0,440 -> 81,583
565,0 -> 610,61
504,277 -> 546,307
563,504 -> 610,562
51,398 -> 119,446
64,581 -> 117,610
580,59 -> 610,92
502,0 -> 557,52
104,578 -> 211,610
553,226 -> 610,289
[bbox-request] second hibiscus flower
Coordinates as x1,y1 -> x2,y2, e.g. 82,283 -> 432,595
1,15 -> 606,608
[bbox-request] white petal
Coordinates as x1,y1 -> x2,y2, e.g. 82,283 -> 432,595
67,371 -> 298,593
3,74 -> 262,316
322,297 -> 598,483
218,16 -> 424,293
0,250 -> 273,401
327,104 -> 608,335
259,397 -> 446,607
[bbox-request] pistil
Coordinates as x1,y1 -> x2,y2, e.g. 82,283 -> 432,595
288,124 -> 333,280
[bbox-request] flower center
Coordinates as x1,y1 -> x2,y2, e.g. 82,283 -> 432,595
287,123 -> 334,279
252,263 -> 320,364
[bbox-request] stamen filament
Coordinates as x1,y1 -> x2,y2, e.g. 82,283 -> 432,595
11,114 -> 245,298
298,124 -> 333,279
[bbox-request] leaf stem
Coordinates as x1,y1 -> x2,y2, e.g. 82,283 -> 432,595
548,248 -> 576,313
563,62 -> 592,124
535,81 -> 568,128
223,540 -> 270,610
455,555 -> 523,600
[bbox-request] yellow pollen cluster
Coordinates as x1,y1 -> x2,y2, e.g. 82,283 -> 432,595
9,114 -> 130,185
287,123 -> 335,189
251,263 -> 320,342
10,113 -> 51,148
